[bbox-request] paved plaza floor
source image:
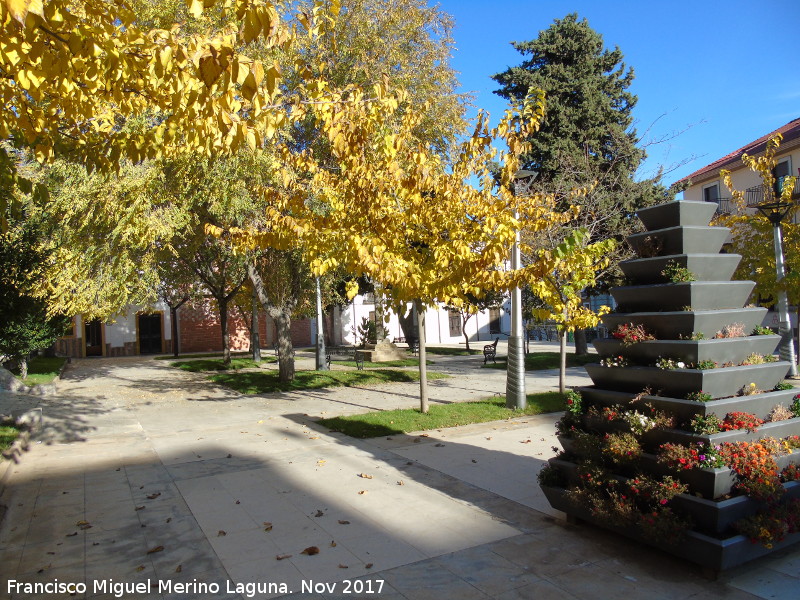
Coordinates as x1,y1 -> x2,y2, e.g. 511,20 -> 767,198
1,343 -> 799,599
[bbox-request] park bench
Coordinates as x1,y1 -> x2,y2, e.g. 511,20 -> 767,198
327,346 -> 365,370
483,337 -> 499,364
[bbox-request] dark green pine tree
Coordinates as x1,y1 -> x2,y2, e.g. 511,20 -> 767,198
493,13 -> 671,354
492,12 -> 645,197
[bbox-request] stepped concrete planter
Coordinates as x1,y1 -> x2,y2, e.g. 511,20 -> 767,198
584,362 -> 790,399
594,336 -> 780,366
673,481 -> 800,535
611,281 -> 755,312
578,386 -> 799,422
540,484 -> 800,572
620,253 -> 741,285
602,308 -> 768,340
541,200 -> 800,571
628,226 -> 729,256
655,418 -> 800,448
636,200 -> 718,230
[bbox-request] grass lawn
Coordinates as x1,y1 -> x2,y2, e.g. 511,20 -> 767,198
9,357 -> 67,386
211,368 -> 448,394
332,358 -> 432,368
0,424 -> 21,452
424,347 -> 483,356
157,351 -> 254,361
316,391 -> 567,438
483,351 -> 596,371
171,357 -> 276,372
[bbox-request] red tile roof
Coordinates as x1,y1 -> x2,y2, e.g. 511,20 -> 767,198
678,117 -> 800,185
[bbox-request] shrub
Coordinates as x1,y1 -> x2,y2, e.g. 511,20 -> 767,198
686,390 -> 713,402
767,404 -> 794,422
661,261 -> 696,283
697,360 -> 717,370
714,322 -> 746,338
611,322 -> 655,346
775,382 -> 795,391
752,325 -> 774,336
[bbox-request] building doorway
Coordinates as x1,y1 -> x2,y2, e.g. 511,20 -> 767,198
84,319 -> 104,356
138,313 -> 163,354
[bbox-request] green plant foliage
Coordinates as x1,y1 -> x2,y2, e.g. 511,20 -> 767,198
660,261 -> 696,283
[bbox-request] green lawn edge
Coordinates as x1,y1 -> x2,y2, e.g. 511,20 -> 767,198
317,391 -> 566,438
210,368 -> 448,394
9,357 -> 67,386
0,424 -> 21,452
171,357 -> 277,372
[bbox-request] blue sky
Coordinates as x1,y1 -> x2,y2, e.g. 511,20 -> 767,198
433,0 -> 800,187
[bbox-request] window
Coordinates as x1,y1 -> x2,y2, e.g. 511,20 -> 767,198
702,183 -> 720,203
448,309 -> 461,337
489,308 -> 501,334
774,157 -> 792,195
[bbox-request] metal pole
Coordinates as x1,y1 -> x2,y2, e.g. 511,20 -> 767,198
772,223 -> 798,376
506,209 -> 526,409
315,277 -> 329,371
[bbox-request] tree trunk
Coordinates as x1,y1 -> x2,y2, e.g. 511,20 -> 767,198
574,328 -> 589,356
461,313 -> 472,351
559,329 -> 567,394
274,309 -> 295,382
19,357 -> 28,380
397,303 -> 415,341
219,297 -> 231,366
415,300 -> 428,413
251,288 -> 261,363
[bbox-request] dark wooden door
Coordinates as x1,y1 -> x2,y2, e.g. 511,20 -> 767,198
138,313 -> 163,354
85,319 -> 103,356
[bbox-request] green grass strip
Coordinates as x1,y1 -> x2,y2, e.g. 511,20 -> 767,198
0,424 -> 21,452
171,357 -> 276,372
424,347 -> 483,356
332,358 -> 432,368
483,351 -> 596,371
210,368 -> 448,394
316,391 -> 567,438
11,357 -> 66,386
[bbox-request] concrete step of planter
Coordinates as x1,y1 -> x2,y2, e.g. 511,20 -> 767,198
584,362 -> 790,399
655,418 -> 800,448
577,386 -> 799,423
547,457 -> 800,535
540,483 -> 800,571
620,253 -> 741,285
594,336 -> 780,367
602,308 -> 768,340
628,225 -> 730,257
610,281 -> 755,312
636,200 -> 718,231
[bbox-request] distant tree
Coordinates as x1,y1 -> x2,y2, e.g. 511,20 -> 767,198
0,217 -> 69,379
493,13 -> 670,353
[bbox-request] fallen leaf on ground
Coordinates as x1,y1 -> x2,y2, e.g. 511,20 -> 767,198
146,546 -> 164,554
521,440 -> 531,444
175,565 -> 182,573
435,443 -> 445,447
301,546 -> 320,556
276,554 -> 292,560
358,473 -> 373,479
65,532 -> 78,537
314,510 -> 324,517
358,490 -> 367,495
471,459 -> 478,463
165,518 -> 172,523
330,541 -> 337,547
235,500 -> 240,504
338,564 -> 349,569
420,433 -> 429,437
365,563 -> 373,569
217,530 -> 226,537
264,522 -> 273,531
397,480 -> 404,486
147,493 -> 161,500
135,506 -> 145,511
413,439 -> 421,443
135,565 -> 145,572
338,520 -> 350,525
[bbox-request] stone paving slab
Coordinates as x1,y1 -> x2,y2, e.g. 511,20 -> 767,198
1,347 -> 799,599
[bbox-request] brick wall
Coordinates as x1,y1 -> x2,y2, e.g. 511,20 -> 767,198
177,299 -> 311,354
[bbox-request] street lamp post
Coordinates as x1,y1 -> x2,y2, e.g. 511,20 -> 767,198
506,169 -> 537,409
315,276 -> 329,371
754,200 -> 798,378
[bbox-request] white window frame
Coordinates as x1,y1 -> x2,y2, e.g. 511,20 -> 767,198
702,182 -> 720,203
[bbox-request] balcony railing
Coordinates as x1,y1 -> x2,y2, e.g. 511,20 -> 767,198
745,176 -> 800,206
